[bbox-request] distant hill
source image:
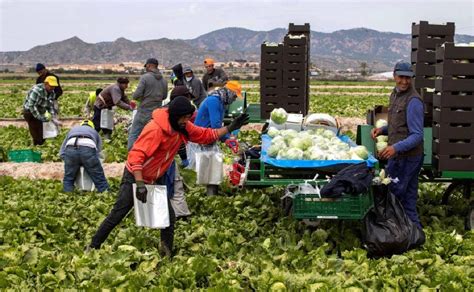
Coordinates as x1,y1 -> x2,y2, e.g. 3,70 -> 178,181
1,27 -> 473,71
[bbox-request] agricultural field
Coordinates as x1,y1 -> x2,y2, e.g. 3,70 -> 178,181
0,75 -> 472,290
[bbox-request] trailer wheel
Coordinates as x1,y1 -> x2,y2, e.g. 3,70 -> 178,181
442,181 -> 472,205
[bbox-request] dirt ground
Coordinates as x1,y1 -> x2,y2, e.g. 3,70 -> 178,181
0,162 -> 125,180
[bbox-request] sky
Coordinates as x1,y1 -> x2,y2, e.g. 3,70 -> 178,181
0,0 -> 473,52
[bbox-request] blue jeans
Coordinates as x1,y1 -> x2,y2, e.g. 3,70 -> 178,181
386,154 -> 424,228
127,109 -> 154,150
63,146 -> 109,192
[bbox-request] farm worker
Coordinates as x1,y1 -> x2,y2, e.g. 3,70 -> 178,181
190,80 -> 243,195
23,75 -> 59,145
127,58 -> 168,150
182,65 -> 207,108
92,77 -> 136,140
202,58 -> 228,91
371,61 -> 424,228
35,63 -> 63,114
87,96 -> 249,257
59,120 -> 109,192
84,88 -> 103,118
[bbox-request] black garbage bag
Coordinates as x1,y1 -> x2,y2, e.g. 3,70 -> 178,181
362,185 -> 425,258
320,162 -> 374,198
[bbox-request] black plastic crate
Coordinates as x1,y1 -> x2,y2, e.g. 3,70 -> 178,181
412,50 -> 436,63
435,78 -> 474,92
413,77 -> 435,89
289,23 -> 310,34
433,138 -> 474,155
436,43 -> 474,61
433,93 -> 474,107
433,107 -> 474,123
412,35 -> 454,50
436,60 -> 474,77
433,122 -> 474,139
413,63 -> 436,76
433,154 -> 474,171
412,21 -> 455,37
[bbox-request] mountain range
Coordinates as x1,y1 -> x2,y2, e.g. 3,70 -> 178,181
1,27 -> 473,71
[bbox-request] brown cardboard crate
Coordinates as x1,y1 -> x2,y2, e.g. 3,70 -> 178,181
411,21 -> 455,37
433,107 -> 474,123
436,43 -> 474,61
433,154 -> 474,171
413,63 -> 436,76
433,138 -> 474,155
411,50 -> 436,63
433,93 -> 474,107
411,35 -> 454,50
435,60 -> 474,77
435,78 -> 474,92
413,77 -> 435,89
433,122 -> 474,139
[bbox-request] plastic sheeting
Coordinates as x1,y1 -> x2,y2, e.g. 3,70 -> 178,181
261,134 -> 377,168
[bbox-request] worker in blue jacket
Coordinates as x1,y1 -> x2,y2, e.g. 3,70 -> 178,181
190,81 -> 242,195
372,61 -> 424,228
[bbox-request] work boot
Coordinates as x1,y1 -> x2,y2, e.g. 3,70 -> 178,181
159,241 -> 172,258
206,185 -> 219,196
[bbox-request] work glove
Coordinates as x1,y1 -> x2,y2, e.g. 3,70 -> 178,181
136,181 -> 147,203
130,100 -> 137,110
44,112 -> 52,122
227,113 -> 249,133
181,159 -> 189,168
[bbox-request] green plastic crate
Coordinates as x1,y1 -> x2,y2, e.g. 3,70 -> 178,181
293,191 -> 373,220
8,149 -> 42,163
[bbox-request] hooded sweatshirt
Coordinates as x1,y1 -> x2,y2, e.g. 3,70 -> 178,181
183,77 -> 207,107
132,69 -> 168,111
126,108 -> 219,183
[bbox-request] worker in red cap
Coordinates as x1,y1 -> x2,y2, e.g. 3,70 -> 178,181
202,58 -> 228,91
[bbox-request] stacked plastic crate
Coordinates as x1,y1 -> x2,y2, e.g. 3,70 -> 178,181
433,43 -> 474,171
260,23 -> 310,119
411,21 -> 455,126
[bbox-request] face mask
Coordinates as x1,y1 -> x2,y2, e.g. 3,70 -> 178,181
185,76 -> 193,82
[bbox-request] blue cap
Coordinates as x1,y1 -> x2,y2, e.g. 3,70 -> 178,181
394,61 -> 414,77
35,63 -> 45,72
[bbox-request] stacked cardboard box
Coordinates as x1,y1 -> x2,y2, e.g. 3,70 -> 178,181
411,21 -> 455,126
433,43 -> 474,171
260,23 -> 310,119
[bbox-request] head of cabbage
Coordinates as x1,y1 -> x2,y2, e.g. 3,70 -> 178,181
267,127 -> 280,138
270,108 -> 288,124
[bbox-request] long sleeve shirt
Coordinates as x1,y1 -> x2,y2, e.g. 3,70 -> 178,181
59,125 -> 102,158
23,83 -> 55,121
392,98 -> 424,153
194,94 -> 230,141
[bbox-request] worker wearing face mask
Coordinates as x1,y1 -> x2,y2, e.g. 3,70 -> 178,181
182,65 -> 207,108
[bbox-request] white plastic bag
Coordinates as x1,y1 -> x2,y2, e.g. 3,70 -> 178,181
133,184 -> 169,229
195,145 -> 223,185
42,121 -> 59,139
100,109 -> 114,130
74,167 -> 96,191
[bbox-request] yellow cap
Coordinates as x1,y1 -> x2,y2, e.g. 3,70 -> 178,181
44,76 -> 58,87
81,120 -> 94,128
225,80 -> 242,98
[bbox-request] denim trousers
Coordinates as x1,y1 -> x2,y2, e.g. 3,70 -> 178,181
63,146 -> 109,192
127,109 -> 153,150
386,154 -> 424,228
90,168 -> 176,252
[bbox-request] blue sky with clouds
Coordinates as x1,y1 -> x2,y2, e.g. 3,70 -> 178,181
0,0 -> 472,51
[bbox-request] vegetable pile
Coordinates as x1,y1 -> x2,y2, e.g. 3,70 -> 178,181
267,127 -> 370,161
